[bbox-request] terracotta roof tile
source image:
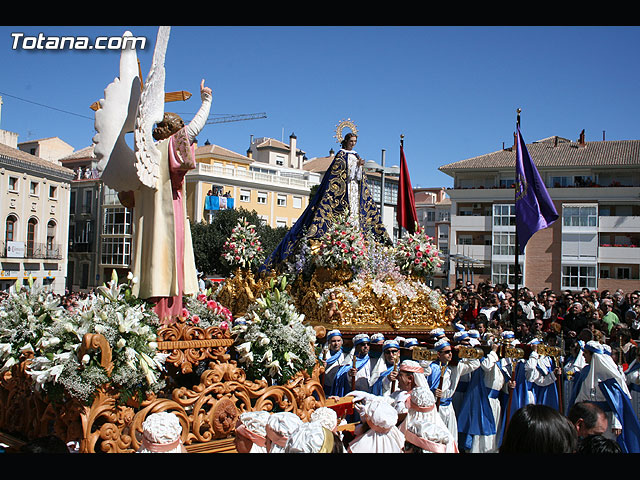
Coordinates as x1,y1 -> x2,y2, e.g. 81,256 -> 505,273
0,142 -> 74,177
439,138 -> 640,174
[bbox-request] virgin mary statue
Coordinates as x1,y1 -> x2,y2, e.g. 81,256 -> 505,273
262,129 -> 391,272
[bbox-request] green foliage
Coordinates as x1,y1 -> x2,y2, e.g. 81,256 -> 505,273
190,208 -> 289,277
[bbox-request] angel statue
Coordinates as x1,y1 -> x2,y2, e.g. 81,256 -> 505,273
93,26 -> 212,325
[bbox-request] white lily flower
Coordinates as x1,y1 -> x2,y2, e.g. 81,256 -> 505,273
42,337 -> 61,349
267,360 -> 281,377
238,351 -> 253,365
49,364 -> 64,382
236,342 -> 252,355
284,351 -> 300,368
124,347 -> 138,369
0,343 -> 13,357
262,349 -> 273,364
53,351 -> 73,363
138,354 -> 157,385
153,352 -> 170,370
0,357 -> 17,373
81,354 -> 90,365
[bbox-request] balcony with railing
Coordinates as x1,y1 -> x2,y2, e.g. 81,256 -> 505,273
190,163 -> 318,190
1,241 -> 63,260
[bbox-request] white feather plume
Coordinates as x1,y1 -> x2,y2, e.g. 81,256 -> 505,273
93,30 -> 143,192
133,25 -> 171,190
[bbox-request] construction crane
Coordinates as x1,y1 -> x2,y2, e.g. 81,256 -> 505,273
206,112 -> 267,125
89,59 -> 267,125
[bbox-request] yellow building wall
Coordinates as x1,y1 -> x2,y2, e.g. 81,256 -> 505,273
193,154 -> 311,228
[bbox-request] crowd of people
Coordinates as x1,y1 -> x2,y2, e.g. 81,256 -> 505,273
3,279 -> 640,454
314,280 -> 640,453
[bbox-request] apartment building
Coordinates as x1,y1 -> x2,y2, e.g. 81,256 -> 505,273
186,134 -> 321,228
59,146 -> 133,291
415,187 -> 450,287
439,132 -> 640,293
0,137 -> 74,294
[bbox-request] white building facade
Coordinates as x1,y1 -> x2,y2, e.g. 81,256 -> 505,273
0,141 -> 74,294
439,133 -> 640,293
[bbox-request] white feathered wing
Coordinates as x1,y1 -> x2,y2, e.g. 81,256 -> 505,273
93,26 -> 171,192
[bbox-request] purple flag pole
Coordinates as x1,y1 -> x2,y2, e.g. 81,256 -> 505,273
513,110 -> 521,331
512,111 -> 559,330
515,125 -> 559,255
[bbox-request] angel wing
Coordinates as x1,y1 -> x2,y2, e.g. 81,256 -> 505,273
93,30 -> 143,193
133,25 -> 171,190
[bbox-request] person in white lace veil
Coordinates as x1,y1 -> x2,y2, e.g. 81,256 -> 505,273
403,417 -> 452,453
234,411 -> 270,453
265,412 -> 303,453
390,360 -> 429,415
137,411 -> 187,453
284,421 -> 344,453
348,397 -> 404,453
310,407 -> 339,433
399,386 -> 458,453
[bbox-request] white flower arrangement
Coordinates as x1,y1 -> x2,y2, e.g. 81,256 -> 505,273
222,217 -> 265,270
0,271 -> 167,406
394,224 -> 443,279
233,276 -> 317,384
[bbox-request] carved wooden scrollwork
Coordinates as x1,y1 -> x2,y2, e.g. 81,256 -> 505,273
157,317 -> 234,374
0,322 -> 327,453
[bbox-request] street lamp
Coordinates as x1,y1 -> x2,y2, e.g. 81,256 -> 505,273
364,150 -> 400,224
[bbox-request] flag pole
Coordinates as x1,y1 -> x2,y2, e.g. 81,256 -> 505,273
513,109 -> 521,332
399,134 -> 404,242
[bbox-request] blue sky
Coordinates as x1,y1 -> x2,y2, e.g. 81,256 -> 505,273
1,26 -> 639,188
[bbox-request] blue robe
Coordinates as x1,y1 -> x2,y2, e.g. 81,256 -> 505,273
568,365 -> 640,453
261,149 -> 391,271
330,354 -> 371,398
497,359 -> 531,446
370,364 -> 394,396
531,358 -> 560,411
457,367 -> 500,450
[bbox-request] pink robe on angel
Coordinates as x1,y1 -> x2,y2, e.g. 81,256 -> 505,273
150,128 -> 197,324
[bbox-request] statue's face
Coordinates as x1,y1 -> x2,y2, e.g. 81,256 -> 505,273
345,135 -> 357,150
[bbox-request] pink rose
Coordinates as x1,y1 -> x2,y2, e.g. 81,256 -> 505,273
192,315 -> 200,324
